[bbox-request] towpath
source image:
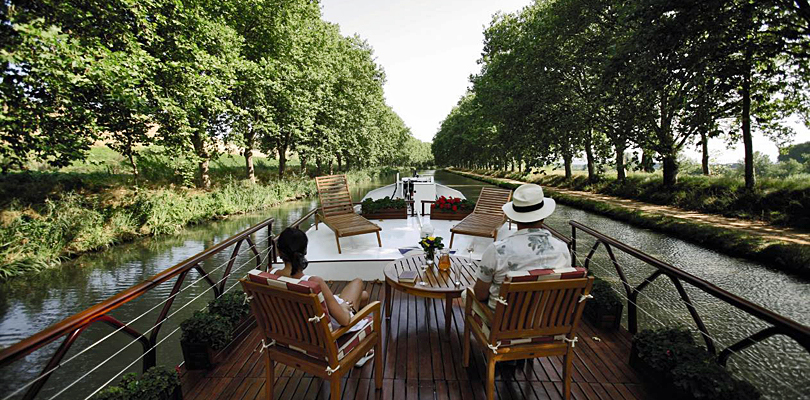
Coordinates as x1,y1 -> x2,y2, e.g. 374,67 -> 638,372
455,170 -> 810,246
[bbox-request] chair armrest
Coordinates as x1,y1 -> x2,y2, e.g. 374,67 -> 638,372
330,301 -> 381,338
465,288 -> 494,322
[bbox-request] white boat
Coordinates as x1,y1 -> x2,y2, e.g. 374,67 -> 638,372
276,173 -> 520,281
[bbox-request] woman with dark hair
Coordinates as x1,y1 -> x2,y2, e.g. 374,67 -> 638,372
274,227 -> 373,363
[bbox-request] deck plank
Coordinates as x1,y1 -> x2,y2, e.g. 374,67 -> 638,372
182,281 -> 656,400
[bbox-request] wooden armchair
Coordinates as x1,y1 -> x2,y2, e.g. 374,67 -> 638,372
315,174 -> 382,253
449,187 -> 512,248
462,267 -> 593,400
241,270 -> 382,400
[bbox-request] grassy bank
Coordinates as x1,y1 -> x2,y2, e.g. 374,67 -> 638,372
459,168 -> 810,230
0,147 -> 394,280
448,169 -> 810,279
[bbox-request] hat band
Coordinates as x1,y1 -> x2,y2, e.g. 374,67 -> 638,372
512,200 -> 544,213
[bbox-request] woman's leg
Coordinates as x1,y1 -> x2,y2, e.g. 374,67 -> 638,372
339,278 -> 365,309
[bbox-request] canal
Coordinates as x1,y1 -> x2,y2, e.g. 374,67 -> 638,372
0,170 -> 806,399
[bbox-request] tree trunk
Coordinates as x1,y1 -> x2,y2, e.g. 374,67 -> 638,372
700,131 -> 710,176
300,151 -> 308,176
336,153 -> 342,172
278,145 -> 287,179
640,148 -> 655,173
127,150 -> 138,181
615,142 -> 626,182
191,132 -> 211,190
563,154 -> 573,180
662,153 -> 679,187
328,159 -> 333,174
742,52 -> 754,189
316,157 -> 323,175
244,130 -> 255,183
585,136 -> 596,182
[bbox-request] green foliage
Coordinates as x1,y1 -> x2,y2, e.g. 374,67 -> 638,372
208,291 -> 250,326
778,141 -> 810,164
180,310 -> 233,350
449,169 -> 810,278
633,328 -> 761,400
93,366 -> 180,400
584,277 -> 623,315
360,197 -> 407,214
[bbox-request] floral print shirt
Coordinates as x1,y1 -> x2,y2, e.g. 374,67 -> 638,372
476,228 -> 572,309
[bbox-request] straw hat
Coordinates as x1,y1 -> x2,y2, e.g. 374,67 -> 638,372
502,184 -> 556,223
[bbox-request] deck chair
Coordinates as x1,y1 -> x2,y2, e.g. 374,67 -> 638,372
315,174 -> 382,253
449,187 -> 512,248
241,270 -> 382,400
462,267 -> 593,400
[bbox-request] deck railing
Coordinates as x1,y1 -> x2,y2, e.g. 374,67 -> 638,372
0,217 -> 275,400
570,220 -> 810,365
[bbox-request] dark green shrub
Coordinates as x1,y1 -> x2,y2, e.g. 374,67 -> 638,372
208,291 -> 250,326
93,367 -> 180,400
584,277 -> 623,315
180,310 -> 233,350
361,196 -> 406,214
633,328 -> 707,375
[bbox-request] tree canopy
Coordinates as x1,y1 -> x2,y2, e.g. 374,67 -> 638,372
432,0 -> 810,187
1,0 -> 431,187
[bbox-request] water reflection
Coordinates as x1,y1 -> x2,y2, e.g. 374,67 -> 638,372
0,170 -> 806,399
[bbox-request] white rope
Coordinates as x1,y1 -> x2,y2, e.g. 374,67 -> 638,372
325,365 -> 340,376
52,246 -> 272,400
579,294 -> 593,303
486,341 -> 502,354
493,296 -> 508,306
243,295 -> 253,305
5,245 -> 273,400
573,250 -> 806,399
562,336 -> 578,348
308,314 -> 326,323
259,339 -> 276,354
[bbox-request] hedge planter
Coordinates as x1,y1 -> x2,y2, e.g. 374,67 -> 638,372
430,209 -> 473,220
180,340 -> 218,370
362,207 -> 407,219
93,366 -> 182,400
585,302 -> 623,330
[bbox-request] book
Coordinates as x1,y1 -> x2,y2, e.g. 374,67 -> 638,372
398,270 -> 418,283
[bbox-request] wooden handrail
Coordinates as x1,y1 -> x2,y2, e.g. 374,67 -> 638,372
569,220 -> 810,363
0,217 -> 275,396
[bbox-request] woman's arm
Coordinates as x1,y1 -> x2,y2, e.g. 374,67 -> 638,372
310,276 -> 352,326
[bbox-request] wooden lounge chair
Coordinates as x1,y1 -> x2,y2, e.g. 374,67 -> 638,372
241,269 -> 382,400
462,267 -> 593,400
315,174 -> 382,253
449,187 -> 512,248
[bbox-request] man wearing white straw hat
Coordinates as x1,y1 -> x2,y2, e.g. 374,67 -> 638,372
471,183 -> 571,310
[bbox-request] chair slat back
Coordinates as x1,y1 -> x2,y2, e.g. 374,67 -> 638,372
472,187 -> 512,216
241,279 -> 333,360
490,277 -> 593,342
316,174 -> 355,217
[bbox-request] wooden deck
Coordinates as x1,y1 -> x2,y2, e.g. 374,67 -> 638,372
183,281 -> 655,400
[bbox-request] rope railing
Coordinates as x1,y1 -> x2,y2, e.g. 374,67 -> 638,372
570,220 -> 810,367
573,251 -> 807,400
0,217 -> 275,400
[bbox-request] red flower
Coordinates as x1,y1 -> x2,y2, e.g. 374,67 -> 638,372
452,205 -> 458,211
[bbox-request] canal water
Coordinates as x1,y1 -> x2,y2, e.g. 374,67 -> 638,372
0,170 -> 806,399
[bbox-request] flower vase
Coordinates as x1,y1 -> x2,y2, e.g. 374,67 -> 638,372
425,250 -> 435,270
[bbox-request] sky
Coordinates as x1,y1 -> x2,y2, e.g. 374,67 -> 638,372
320,0 -> 810,164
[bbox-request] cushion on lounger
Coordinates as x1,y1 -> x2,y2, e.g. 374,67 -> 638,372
505,266 -> 587,282
247,269 -> 332,327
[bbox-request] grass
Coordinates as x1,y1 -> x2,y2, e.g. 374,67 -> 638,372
447,169 -> 810,279
0,146 -> 393,281
460,168 -> 810,230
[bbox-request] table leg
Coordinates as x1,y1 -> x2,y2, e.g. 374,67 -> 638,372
445,294 -> 453,337
385,281 -> 393,319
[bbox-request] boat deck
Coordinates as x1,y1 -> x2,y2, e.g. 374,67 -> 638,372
183,281 -> 655,400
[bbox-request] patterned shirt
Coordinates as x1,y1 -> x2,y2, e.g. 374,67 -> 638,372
476,228 -> 572,309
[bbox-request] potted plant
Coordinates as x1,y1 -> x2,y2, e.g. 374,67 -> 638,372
630,328 -> 761,400
208,291 -> 250,327
360,197 -> 408,219
179,310 -> 233,370
93,366 -> 182,400
430,196 -> 475,220
583,277 -> 623,329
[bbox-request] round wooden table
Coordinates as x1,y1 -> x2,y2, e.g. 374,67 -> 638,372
383,253 -> 479,335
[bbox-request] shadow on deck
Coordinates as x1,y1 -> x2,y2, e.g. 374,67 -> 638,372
182,281 -> 655,400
